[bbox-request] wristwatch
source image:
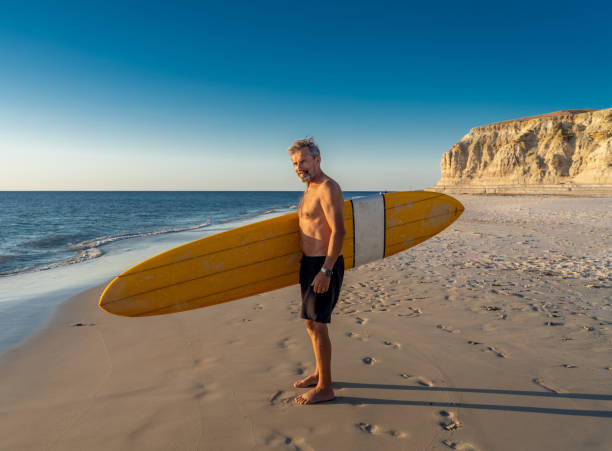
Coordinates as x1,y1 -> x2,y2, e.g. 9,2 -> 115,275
320,267 -> 332,277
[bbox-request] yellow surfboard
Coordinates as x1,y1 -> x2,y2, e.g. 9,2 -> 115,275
99,191 -> 463,317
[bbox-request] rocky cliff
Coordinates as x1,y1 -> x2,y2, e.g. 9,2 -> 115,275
432,108 -> 612,194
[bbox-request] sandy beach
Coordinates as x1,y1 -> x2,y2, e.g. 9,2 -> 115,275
1,195 -> 610,451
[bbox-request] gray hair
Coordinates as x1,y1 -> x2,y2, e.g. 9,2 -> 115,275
287,137 -> 320,157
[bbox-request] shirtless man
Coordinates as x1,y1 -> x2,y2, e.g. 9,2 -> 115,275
288,138 -> 346,405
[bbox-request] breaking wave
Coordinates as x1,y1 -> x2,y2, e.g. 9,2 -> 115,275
1,220 -> 212,277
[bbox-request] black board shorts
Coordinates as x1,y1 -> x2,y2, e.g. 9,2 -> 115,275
300,255 -> 344,323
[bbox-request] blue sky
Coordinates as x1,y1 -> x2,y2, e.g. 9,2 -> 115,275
1,0 -> 610,190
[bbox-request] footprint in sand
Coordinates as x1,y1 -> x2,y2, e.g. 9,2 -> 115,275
561,363 -> 577,368
278,338 -> 296,349
533,378 -> 566,394
346,331 -> 369,341
437,324 -> 461,334
362,357 -> 375,365
356,423 -> 408,438
439,410 -> 462,431
486,345 -> 509,358
398,306 -> 422,318
400,374 -> 434,387
71,322 -> 96,327
192,382 -> 207,400
253,304 -> 264,311
265,432 -> 314,451
355,317 -> 368,325
269,390 -> 294,408
442,439 -> 479,450
467,341 -> 509,358
593,316 -> 612,326
383,340 -> 401,350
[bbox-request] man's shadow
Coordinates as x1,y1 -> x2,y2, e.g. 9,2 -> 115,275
330,381 -> 612,418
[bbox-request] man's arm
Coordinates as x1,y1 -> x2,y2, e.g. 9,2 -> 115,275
321,181 -> 345,271
311,181 -> 345,293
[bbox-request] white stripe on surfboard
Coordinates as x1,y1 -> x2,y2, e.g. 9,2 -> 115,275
352,194 -> 385,266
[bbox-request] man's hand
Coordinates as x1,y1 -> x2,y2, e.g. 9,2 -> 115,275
311,271 -> 331,293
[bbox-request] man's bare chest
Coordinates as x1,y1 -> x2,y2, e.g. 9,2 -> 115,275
298,192 -> 322,220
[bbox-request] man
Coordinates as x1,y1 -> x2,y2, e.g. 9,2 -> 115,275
288,138 -> 346,405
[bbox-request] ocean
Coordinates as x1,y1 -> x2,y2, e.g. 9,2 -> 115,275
0,191 -> 374,354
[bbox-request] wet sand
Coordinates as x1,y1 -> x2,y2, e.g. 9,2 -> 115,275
1,195 -> 610,450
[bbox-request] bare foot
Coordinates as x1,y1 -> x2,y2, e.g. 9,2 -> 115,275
294,387 -> 335,405
293,373 -> 318,388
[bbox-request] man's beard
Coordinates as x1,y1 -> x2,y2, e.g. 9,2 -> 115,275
298,171 -> 311,182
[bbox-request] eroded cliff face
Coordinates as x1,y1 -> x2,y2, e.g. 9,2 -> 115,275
435,109 -> 612,187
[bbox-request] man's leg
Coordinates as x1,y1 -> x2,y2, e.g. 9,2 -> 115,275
295,320 -> 335,405
294,321 -> 319,388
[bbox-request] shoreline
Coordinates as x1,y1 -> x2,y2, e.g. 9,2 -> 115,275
0,200 -> 310,356
1,195 -> 610,450
427,184 -> 612,196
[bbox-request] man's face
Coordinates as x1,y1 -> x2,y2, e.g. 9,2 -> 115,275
290,149 -> 320,183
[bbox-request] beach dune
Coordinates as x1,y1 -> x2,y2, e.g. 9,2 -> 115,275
1,195 -> 611,451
